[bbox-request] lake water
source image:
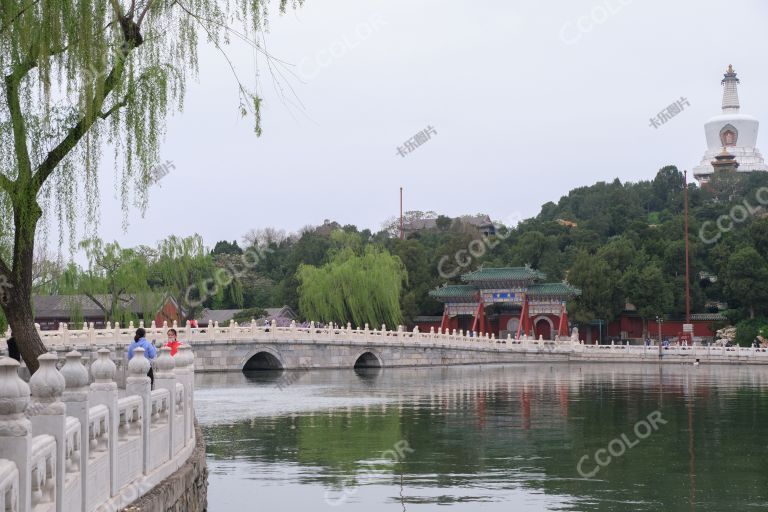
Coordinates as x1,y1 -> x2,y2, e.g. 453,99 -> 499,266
195,363 -> 768,511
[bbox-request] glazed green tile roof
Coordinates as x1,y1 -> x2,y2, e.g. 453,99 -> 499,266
461,267 -> 546,283
527,283 -> 582,297
429,284 -> 478,300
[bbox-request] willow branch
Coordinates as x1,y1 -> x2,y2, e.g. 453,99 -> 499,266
0,0 -> 41,35
4,58 -> 38,183
32,63 -> 123,192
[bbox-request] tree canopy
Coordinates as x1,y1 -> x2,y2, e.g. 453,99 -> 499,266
0,0 -> 302,370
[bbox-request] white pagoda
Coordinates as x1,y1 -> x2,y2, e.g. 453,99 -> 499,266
693,65 -> 768,184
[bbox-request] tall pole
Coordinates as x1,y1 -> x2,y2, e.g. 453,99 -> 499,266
684,170 -> 691,323
657,316 -> 663,359
400,187 -> 404,240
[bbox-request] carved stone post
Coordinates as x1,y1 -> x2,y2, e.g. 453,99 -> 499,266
153,347 -> 176,459
60,351 -> 89,512
125,348 -> 151,475
28,353 -> 67,512
88,349 -> 119,497
174,345 -> 194,443
0,357 -> 32,512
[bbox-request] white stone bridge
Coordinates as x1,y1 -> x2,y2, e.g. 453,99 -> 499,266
5,320 -> 768,371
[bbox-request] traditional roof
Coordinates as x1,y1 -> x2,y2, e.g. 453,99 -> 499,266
429,284 -> 478,300
461,267 -> 546,283
198,305 -> 297,325
198,308 -> 242,324
33,293 -> 173,319
527,283 -> 582,297
690,312 -> 727,321
263,306 -> 297,320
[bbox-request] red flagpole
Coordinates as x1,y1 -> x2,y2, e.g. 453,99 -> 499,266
684,170 -> 691,323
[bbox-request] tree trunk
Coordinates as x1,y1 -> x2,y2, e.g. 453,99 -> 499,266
2,291 -> 46,374
1,184 -> 46,374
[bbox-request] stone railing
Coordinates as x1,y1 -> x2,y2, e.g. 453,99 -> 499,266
0,319 -> 581,348
0,343 -> 197,512
2,320 -> 768,363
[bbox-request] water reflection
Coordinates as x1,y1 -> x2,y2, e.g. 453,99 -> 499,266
197,363 -> 768,511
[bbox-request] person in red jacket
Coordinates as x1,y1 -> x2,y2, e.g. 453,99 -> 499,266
165,328 -> 181,356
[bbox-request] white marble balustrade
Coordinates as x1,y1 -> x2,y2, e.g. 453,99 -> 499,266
0,344 -> 197,512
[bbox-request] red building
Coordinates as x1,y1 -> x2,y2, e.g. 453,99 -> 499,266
428,267 -> 581,340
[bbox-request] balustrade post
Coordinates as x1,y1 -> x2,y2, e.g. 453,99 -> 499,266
125,348 -> 152,475
61,351 -> 89,512
174,345 -> 195,443
88,349 -> 119,497
0,357 -> 32,512
153,347 -> 177,460
28,353 -> 67,512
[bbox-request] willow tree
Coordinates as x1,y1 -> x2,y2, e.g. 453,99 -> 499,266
0,0 -> 301,371
297,246 -> 407,329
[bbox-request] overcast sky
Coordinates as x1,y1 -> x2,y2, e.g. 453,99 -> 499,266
81,0 -> 768,252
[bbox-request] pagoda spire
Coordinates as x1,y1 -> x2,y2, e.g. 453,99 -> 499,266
721,64 -> 740,113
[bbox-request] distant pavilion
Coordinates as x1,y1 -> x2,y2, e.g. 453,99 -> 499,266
429,267 -> 581,340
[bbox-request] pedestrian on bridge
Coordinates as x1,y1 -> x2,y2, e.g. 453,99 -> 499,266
128,328 -> 157,388
165,328 -> 181,356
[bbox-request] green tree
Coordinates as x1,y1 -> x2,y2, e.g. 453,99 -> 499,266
152,235 -> 213,319
80,238 -> 151,322
621,262 -> 673,337
0,0 -> 302,370
297,246 -> 407,328
567,250 -> 623,325
724,247 -> 768,319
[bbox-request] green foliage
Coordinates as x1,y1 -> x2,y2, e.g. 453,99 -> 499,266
724,247 -> 768,318
232,307 -> 267,324
153,235 -> 213,317
212,240 -> 243,255
297,243 -> 407,328
80,238 -> 151,321
735,317 -> 768,347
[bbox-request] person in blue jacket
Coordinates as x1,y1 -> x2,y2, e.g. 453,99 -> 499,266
128,328 -> 157,387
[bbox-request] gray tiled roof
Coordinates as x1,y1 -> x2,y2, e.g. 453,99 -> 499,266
33,293 -> 168,318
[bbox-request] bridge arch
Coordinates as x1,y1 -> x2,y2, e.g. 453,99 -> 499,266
353,350 -> 383,369
242,347 -> 285,371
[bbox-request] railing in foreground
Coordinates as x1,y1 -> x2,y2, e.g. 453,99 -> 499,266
0,343 -> 196,512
